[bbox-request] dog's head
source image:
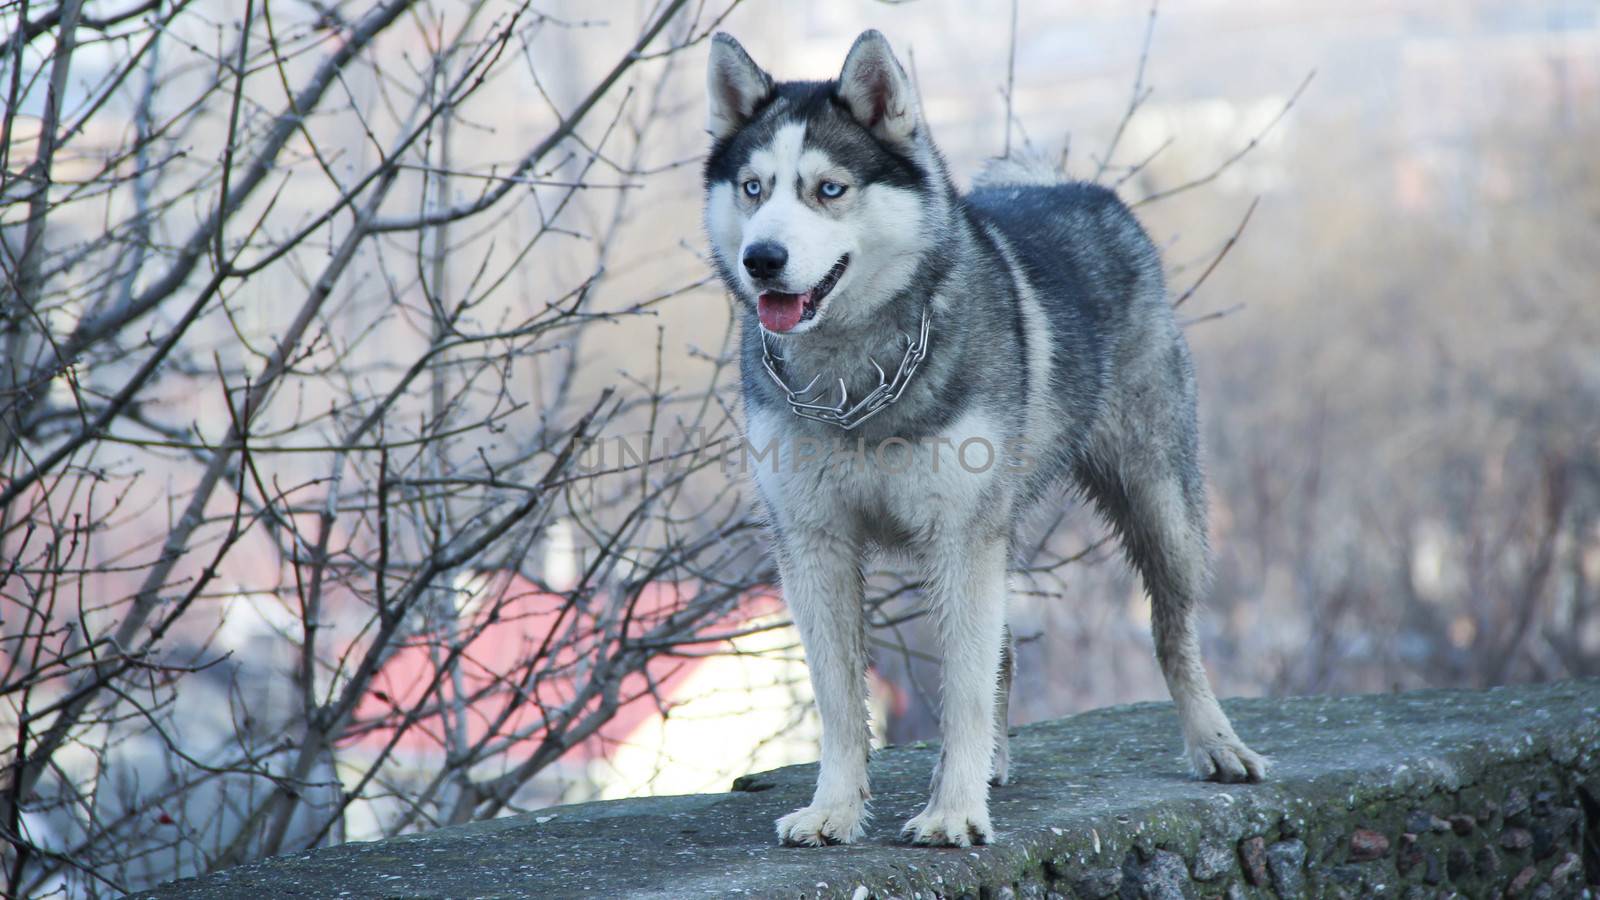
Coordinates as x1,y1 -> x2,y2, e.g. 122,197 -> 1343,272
703,31 -> 940,336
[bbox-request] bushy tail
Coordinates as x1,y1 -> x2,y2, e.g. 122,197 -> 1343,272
972,151 -> 1070,189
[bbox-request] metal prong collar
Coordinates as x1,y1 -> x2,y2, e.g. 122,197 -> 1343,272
759,304 -> 931,432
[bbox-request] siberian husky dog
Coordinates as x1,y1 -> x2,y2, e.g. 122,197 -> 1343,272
703,30 -> 1267,848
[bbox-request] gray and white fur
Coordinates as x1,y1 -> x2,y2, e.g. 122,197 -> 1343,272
703,30 -> 1267,848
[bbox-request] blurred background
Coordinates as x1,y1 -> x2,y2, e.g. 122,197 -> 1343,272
1,0 -> 1596,895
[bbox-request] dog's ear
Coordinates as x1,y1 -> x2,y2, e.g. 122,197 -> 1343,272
837,30 -> 918,146
707,33 -> 773,141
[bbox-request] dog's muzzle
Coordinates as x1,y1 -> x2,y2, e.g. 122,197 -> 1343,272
756,256 -> 849,333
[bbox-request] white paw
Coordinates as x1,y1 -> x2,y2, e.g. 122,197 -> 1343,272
776,800 -> 866,847
1188,732 -> 1269,783
900,802 -> 993,847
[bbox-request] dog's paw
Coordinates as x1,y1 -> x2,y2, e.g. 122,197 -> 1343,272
900,802 -> 993,847
776,800 -> 866,847
1188,732 -> 1269,784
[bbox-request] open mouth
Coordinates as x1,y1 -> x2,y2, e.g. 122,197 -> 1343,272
757,255 -> 849,333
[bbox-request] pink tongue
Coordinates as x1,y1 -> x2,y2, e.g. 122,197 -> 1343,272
758,292 -> 809,332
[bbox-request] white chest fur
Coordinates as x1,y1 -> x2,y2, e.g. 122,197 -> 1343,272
742,408 -> 1018,545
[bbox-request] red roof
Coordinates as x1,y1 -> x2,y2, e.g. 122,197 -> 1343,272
342,574 -> 782,763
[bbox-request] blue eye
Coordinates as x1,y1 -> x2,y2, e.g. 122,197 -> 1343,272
742,179 -> 762,198
819,180 -> 847,199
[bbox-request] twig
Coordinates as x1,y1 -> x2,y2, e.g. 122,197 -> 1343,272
1172,196 -> 1257,308
1002,0 -> 1019,158
1092,0 -> 1157,183
1134,69 -> 1315,207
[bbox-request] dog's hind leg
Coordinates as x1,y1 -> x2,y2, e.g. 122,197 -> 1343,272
1079,433 -> 1268,784
990,625 -> 1015,786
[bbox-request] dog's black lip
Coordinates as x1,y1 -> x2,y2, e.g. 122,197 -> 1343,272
798,255 -> 849,322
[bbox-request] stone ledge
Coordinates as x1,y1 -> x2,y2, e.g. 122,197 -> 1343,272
141,680 -> 1600,899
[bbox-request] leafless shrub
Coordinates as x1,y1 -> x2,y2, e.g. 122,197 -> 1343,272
0,1 -> 771,895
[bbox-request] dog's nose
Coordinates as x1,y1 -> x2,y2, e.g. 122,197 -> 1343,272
742,241 -> 787,280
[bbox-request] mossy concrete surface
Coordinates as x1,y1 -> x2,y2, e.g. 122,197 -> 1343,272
141,680 -> 1600,899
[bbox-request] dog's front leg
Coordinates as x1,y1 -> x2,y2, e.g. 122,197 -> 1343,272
902,532 -> 1008,847
773,526 -> 870,846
